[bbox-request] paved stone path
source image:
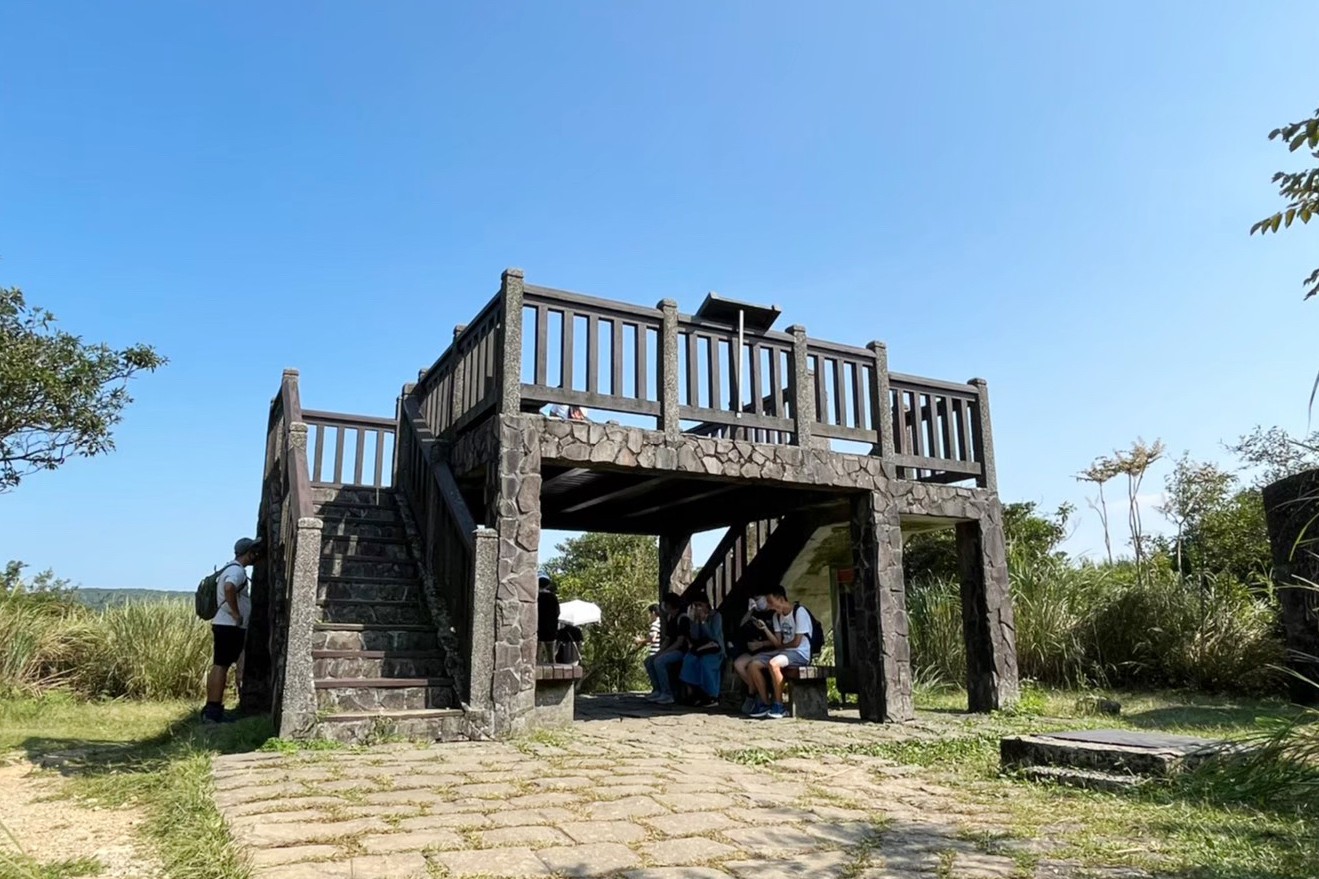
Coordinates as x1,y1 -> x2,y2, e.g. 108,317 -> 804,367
212,696 -> 1133,879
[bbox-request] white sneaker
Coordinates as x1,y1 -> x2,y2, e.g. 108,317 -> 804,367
656,693 -> 675,705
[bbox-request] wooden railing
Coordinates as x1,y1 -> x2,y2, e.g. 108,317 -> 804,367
304,409 -> 396,487
689,518 -> 779,610
413,270 -> 997,488
397,395 -> 496,707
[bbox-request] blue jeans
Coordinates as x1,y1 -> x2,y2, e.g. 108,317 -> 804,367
680,651 -> 723,699
645,650 -> 685,695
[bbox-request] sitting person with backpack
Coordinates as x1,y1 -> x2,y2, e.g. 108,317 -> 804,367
197,537 -> 262,724
733,584 -> 817,720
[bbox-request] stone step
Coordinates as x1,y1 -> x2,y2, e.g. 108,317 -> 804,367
317,599 -> 426,626
312,486 -> 397,507
312,650 -> 447,679
315,708 -> 467,745
1000,731 -> 1226,778
318,555 -> 418,580
315,501 -> 401,523
1017,765 -> 1148,793
312,623 -> 438,653
317,576 -> 420,604
313,678 -> 455,713
317,516 -> 407,540
320,535 -> 412,560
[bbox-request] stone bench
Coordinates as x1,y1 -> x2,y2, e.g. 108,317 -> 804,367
533,664 -> 584,728
782,665 -> 835,719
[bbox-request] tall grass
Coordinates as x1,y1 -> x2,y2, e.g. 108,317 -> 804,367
907,550 -> 1285,695
0,588 -> 212,701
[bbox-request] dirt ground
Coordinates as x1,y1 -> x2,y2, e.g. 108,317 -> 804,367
0,758 -> 162,879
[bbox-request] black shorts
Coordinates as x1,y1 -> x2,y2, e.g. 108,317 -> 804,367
212,624 -> 247,667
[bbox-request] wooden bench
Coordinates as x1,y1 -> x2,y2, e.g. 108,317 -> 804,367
782,665 -> 835,719
532,664 -> 584,729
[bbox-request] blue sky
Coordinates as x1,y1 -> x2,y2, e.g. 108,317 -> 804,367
2,2 -> 1317,589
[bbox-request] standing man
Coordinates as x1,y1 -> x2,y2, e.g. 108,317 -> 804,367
203,537 -> 261,724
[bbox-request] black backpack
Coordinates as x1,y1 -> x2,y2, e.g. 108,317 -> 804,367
794,601 -> 825,658
194,562 -> 239,621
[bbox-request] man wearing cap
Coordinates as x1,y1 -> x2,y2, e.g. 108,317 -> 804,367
202,537 -> 260,724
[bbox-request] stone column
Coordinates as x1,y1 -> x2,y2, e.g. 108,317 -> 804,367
279,423 -> 324,738
1262,469 -> 1319,704
657,299 -> 681,439
659,532 -> 694,600
499,269 -> 525,419
849,491 -> 914,722
868,341 -> 894,469
955,503 -> 1020,712
488,415 -> 542,737
969,378 -> 997,492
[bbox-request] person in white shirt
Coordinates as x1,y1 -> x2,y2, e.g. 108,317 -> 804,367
741,585 -> 812,720
202,537 -> 261,724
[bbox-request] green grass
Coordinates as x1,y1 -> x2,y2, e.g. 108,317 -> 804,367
1,694 -> 276,879
723,687 -> 1318,879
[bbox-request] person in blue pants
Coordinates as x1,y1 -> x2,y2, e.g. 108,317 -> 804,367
643,594 -> 687,704
679,594 -> 724,706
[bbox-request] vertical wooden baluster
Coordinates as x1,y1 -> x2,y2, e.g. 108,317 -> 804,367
635,322 -> 648,400
312,424 -> 324,482
709,335 -> 722,412
832,356 -> 847,427
611,318 -> 624,398
749,343 -> 762,414
561,309 -> 575,391
686,332 -> 700,409
587,315 -> 600,394
333,426 -> 345,484
374,429 -> 385,486
938,395 -> 954,462
813,355 -> 828,425
534,304 -> 548,386
766,345 -> 781,417
851,361 -> 866,430
354,427 -> 366,484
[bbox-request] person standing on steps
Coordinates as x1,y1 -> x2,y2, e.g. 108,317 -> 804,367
202,537 -> 261,724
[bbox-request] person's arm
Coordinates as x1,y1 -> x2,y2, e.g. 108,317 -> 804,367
754,616 -> 783,649
223,572 -> 243,626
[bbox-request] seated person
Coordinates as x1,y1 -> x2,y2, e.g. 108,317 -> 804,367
729,593 -> 776,659
678,594 -> 724,706
643,594 -> 688,704
732,585 -> 812,720
536,571 -> 560,664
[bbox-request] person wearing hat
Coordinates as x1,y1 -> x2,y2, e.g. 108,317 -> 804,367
202,537 -> 261,724
536,570 -> 560,664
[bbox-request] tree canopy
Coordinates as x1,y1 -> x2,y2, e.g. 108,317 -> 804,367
0,286 -> 165,491
1250,106 -> 1319,300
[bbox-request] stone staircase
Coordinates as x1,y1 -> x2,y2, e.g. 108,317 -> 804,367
310,486 -> 465,743
1000,728 -> 1235,792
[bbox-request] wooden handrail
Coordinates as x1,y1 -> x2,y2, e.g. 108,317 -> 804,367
401,397 -> 477,552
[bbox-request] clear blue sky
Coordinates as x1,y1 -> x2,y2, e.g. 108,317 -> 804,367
3,2 -> 1317,589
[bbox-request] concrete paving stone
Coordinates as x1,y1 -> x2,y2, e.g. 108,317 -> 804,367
661,781 -> 732,795
464,769 -> 533,783
487,808 -> 578,828
530,775 -> 595,790
454,782 -> 520,798
807,806 -> 871,822
229,808 -> 338,828
723,850 -> 852,879
722,807 -> 817,824
359,829 -> 465,854
360,789 -> 452,806
804,822 -> 879,847
310,779 -> 378,794
215,781 -> 313,807
254,862 -> 352,879
600,775 -> 656,787
249,844 -> 340,868
584,796 -> 670,820
558,821 -> 649,845
481,825 -> 575,848
589,785 -> 654,800
224,796 -> 347,817
720,826 -> 822,855
638,837 -> 743,866
625,870 -> 734,879
236,816 -> 389,847
396,813 -> 492,831
536,842 -> 641,877
347,852 -> 430,878
654,793 -> 736,811
645,811 -> 740,838
951,854 -> 1020,878
432,847 -> 552,876
383,773 -> 466,790
506,792 -> 581,809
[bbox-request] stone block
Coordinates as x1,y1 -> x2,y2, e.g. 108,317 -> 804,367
638,837 -> 743,866
558,821 -> 649,844
480,825 -> 573,847
536,843 -> 641,877
433,848 -> 551,877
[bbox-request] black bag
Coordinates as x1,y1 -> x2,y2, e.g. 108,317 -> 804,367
194,562 -> 238,621
794,601 -> 825,658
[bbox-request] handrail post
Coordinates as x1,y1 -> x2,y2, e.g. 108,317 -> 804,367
788,325 -> 814,448
969,377 -> 997,492
868,341 -> 893,463
658,299 -> 680,439
498,269 -> 525,418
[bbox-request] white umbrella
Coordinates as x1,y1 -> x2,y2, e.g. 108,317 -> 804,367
558,599 -> 602,627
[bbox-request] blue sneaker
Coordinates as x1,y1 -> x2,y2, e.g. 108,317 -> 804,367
750,700 -> 770,719
767,702 -> 787,719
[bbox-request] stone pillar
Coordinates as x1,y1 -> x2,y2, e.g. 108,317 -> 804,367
279,423 -> 324,738
956,503 -> 1019,712
849,491 -> 914,722
868,342 -> 893,468
788,325 -> 814,448
1262,469 -> 1319,704
657,299 -> 681,439
499,269 -> 525,419
488,415 -> 542,736
659,532 -> 694,601
969,378 -> 997,492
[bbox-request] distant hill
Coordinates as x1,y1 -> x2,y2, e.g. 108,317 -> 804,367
73,588 -> 190,611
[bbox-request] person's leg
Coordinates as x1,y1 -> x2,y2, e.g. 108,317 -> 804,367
643,653 -> 661,697
204,625 -> 239,722
655,651 -> 684,701
747,657 -> 770,704
699,654 -> 722,700
767,654 -> 789,710
733,652 -> 755,686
